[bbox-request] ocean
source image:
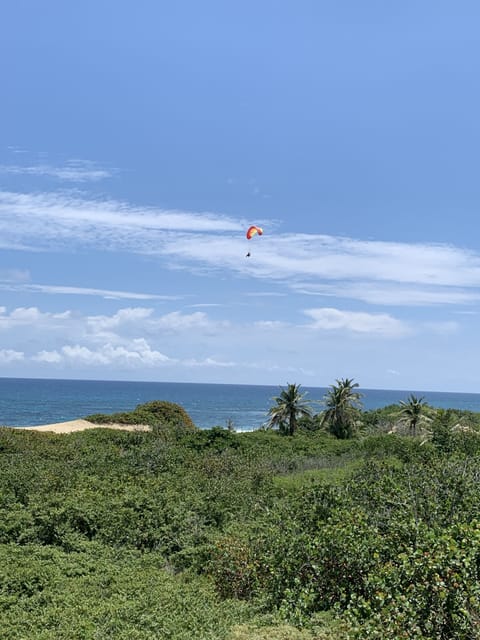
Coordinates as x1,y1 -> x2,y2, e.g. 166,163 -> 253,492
1,377 -> 480,431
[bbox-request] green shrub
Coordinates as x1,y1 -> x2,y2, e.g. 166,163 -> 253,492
4,408 -> 480,638
86,400 -> 196,437
347,522 -> 480,639
0,544 -> 253,640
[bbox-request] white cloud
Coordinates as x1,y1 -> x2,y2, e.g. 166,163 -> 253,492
153,311 -> 212,331
0,301 -> 471,387
0,304 -> 235,372
304,307 -> 410,337
0,349 -> 24,362
0,307 -> 71,329
87,308 -> 154,334
33,350 -> 62,363
254,320 -> 288,329
60,339 -> 172,367
85,309 -> 216,340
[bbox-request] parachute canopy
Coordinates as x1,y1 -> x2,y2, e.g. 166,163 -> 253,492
246,225 -> 263,240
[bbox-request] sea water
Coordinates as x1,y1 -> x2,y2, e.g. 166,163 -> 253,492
1,377 -> 480,431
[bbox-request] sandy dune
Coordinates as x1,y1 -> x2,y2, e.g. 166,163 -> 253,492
19,419 -> 151,434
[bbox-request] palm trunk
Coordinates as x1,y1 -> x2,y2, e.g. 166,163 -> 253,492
289,413 -> 296,436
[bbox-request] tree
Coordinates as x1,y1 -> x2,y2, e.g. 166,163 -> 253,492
398,394 -> 430,436
321,378 -> 363,439
267,383 -> 313,436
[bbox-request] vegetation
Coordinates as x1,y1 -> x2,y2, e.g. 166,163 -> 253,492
2,383 -> 480,638
398,393 -> 431,436
86,399 -> 197,437
320,378 -> 363,439
267,383 -> 313,436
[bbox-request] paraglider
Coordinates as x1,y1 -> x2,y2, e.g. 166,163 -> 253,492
246,225 -> 263,239
245,226 -> 263,257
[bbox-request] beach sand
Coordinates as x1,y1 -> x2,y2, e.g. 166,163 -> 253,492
18,419 -> 151,434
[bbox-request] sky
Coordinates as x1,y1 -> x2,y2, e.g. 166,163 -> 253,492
0,1 -> 480,391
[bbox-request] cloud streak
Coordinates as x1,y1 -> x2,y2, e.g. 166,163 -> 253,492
2,189 -> 480,308
0,161 -> 115,182
0,282 -> 177,301
294,282 -> 480,306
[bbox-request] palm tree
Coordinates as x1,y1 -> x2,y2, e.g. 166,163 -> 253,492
398,394 -> 430,436
267,383 -> 313,436
321,378 -> 363,439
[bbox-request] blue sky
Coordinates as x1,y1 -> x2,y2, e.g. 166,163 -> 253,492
0,1 -> 480,391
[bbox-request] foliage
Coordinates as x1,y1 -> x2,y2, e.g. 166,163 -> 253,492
267,383 -> 313,436
398,394 -> 432,436
359,404 -> 401,433
3,398 -> 480,637
430,408 -> 480,454
346,522 -> 480,639
207,428 -> 480,635
0,544 -> 253,639
86,399 -> 197,437
320,378 -> 363,439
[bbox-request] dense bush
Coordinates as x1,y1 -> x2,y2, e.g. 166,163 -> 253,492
208,431 -> 480,635
2,403 -> 480,638
86,399 -> 197,436
346,522 -> 480,639
0,544 -> 253,640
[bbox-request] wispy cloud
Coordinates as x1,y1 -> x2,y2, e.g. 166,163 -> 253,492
0,282 -> 177,301
2,188 -> 480,309
239,234 -> 480,288
0,190 -> 243,254
188,303 -> 223,308
244,292 -> 287,297
0,161 -> 115,182
183,356 -> 236,367
423,321 -> 459,335
0,269 -> 30,283
158,227 -> 480,292
294,282 -> 480,306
